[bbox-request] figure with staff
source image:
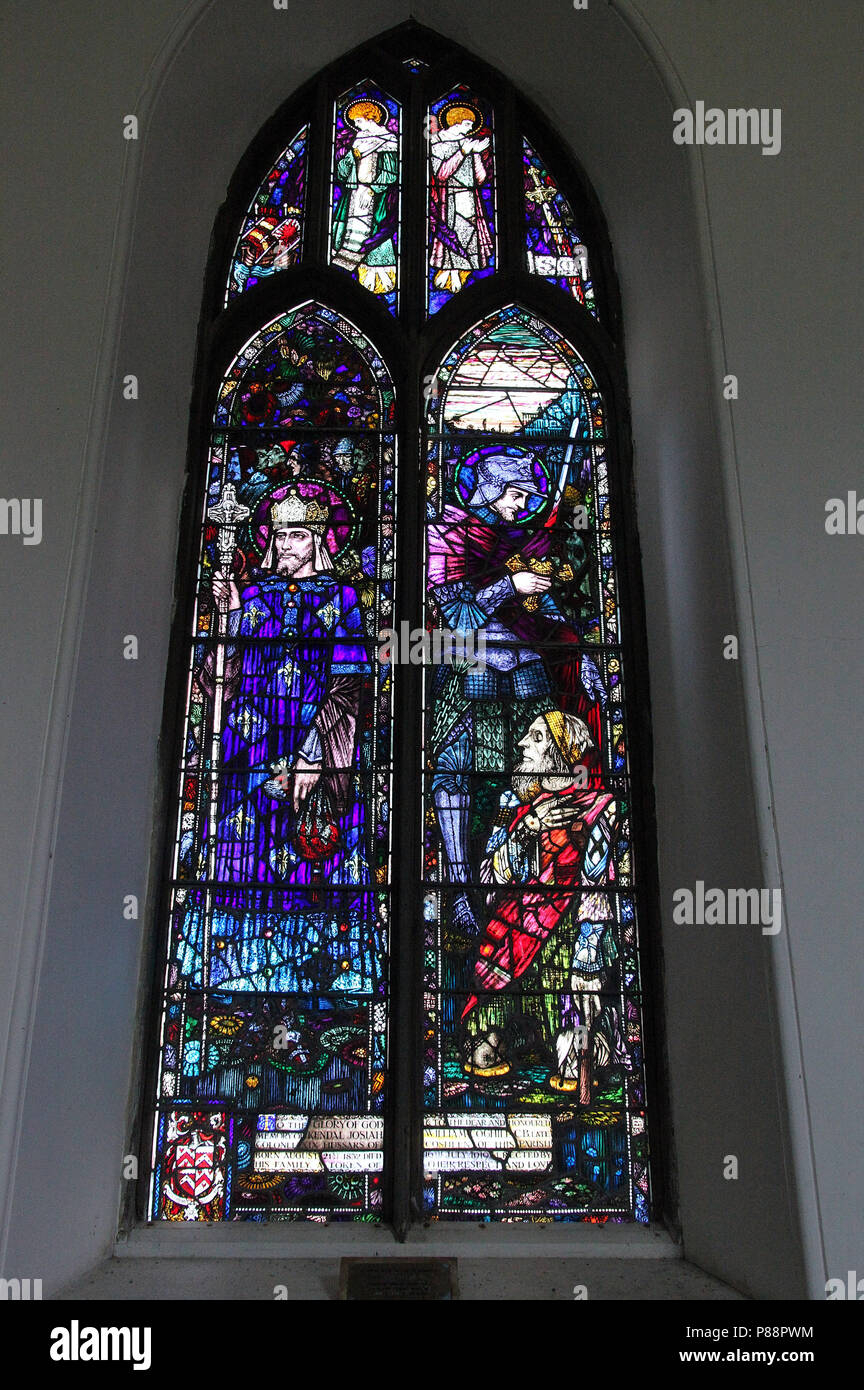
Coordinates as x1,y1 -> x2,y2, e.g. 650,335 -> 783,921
178,482 -> 375,996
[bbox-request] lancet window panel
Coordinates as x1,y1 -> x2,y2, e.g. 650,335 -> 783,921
421,306 -> 647,1222
426,87 -> 497,316
148,304 -> 397,1222
328,83 -> 402,312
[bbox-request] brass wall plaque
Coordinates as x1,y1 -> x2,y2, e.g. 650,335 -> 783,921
339,1257 -> 458,1300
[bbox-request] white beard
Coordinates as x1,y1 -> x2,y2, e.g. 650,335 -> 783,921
512,756 -> 573,802
512,773 -> 542,802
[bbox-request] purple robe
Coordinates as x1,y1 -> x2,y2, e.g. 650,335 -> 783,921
179,571 -> 377,994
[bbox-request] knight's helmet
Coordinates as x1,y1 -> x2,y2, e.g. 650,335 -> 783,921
467,452 -> 543,512
262,487 -> 332,571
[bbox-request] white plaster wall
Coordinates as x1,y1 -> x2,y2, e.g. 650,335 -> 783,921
1,0 -> 858,1299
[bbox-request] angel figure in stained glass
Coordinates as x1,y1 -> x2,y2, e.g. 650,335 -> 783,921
332,99 -> 398,296
429,102 -> 493,294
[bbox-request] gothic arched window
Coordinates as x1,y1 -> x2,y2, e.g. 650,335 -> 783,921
145,24 -> 655,1232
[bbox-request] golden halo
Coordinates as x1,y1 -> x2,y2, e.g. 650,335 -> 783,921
440,101 -> 482,133
345,98 -> 387,129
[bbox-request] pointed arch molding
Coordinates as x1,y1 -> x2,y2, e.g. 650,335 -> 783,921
2,9 -> 809,1299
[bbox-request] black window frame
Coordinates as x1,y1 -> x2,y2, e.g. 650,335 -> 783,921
132,20 -> 669,1239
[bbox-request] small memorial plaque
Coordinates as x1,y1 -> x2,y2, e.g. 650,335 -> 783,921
339,1257 -> 458,1301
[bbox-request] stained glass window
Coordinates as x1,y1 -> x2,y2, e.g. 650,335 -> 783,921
524,140 -> 596,316
149,304 -> 396,1220
226,128 -> 307,303
427,88 -> 496,315
422,306 -> 646,1221
329,85 -> 401,312
148,29 -> 652,1231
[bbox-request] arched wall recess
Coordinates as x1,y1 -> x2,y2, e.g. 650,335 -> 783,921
1,7 -> 809,1300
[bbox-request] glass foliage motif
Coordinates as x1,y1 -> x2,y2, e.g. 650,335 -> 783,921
149,303 -> 397,1221
329,84 -> 401,312
421,306 -> 648,1221
523,140 -> 596,318
426,88 -> 496,316
226,128 -> 307,303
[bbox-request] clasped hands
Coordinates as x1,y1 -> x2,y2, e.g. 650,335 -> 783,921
522,799 -> 584,834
